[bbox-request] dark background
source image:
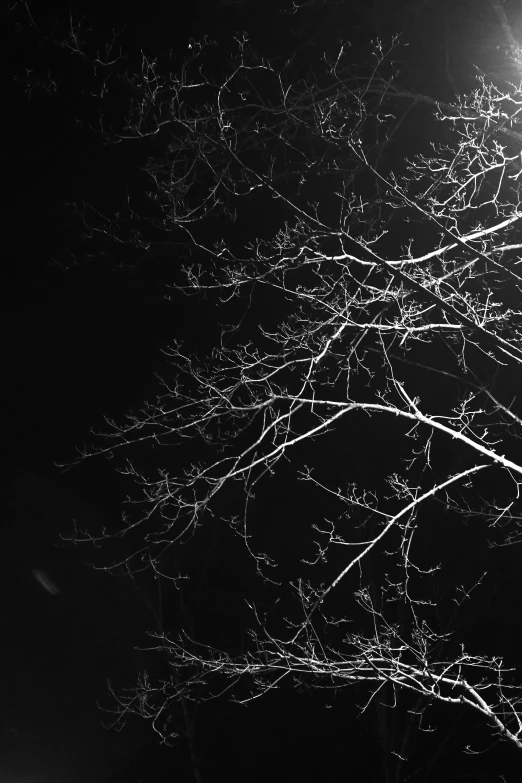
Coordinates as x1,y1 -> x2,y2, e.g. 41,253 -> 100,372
4,0 -> 522,781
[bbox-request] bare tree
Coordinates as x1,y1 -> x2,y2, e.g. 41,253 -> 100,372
15,0 -> 522,777
58,28 -> 522,778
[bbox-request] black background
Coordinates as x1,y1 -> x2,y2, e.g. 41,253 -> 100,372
4,1 -> 522,781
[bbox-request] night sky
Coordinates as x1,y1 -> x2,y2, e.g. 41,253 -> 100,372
5,1 -> 522,781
